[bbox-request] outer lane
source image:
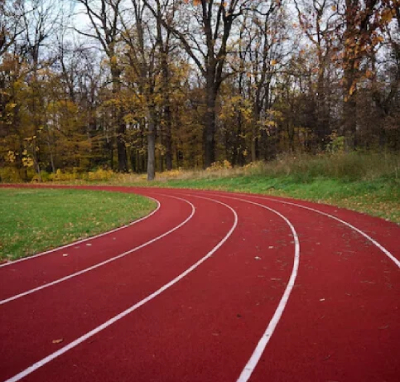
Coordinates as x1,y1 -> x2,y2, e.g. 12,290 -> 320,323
205,190 -> 400,381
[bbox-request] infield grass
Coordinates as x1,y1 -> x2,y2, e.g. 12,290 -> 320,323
0,188 -> 155,262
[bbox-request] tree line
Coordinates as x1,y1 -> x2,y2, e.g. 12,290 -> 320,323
1,0 -> 399,181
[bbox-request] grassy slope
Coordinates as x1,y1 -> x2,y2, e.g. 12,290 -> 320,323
0,188 -> 155,261
120,153 -> 399,224
155,175 -> 400,224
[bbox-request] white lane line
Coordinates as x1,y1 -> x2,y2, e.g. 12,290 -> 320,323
207,190 -> 399,269
205,194 -> 300,382
0,196 -> 161,269
0,196 -> 194,306
252,195 -> 400,269
4,196 -> 238,382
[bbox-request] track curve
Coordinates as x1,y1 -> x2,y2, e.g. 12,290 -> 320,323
0,186 -> 399,382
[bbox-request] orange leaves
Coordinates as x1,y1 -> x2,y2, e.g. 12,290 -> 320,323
348,82 -> 357,96
380,8 -> 395,24
365,69 -> 374,79
183,0 -> 202,4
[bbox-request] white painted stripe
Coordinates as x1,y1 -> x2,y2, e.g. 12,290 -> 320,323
0,196 -> 161,269
255,195 -> 400,269
4,196 -> 238,382
206,194 -> 300,382
208,190 -> 399,269
0,196 -> 194,305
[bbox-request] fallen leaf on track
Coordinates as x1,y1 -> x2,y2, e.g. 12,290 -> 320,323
52,339 -> 64,344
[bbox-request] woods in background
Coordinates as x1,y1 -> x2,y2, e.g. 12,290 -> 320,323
1,0 -> 399,181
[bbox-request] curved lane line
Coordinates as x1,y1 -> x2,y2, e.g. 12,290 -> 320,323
204,194 -> 300,382
0,196 -> 161,269
206,190 -> 399,269
0,196 -> 193,306
255,196 -> 400,269
4,196 -> 238,382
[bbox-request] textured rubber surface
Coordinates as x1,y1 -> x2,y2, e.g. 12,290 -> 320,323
0,186 -> 399,382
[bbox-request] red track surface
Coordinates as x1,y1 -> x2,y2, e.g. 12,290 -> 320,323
0,186 -> 399,382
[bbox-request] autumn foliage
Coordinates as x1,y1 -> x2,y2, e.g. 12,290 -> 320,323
0,0 -> 399,182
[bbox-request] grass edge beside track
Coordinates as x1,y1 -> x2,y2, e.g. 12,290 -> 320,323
0,187 -> 156,262
149,176 -> 400,224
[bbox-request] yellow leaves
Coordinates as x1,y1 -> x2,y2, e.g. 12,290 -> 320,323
271,59 -> 278,66
331,5 -> 337,12
348,82 -> 357,96
6,151 -> 16,163
110,55 -> 118,66
22,156 -> 34,168
206,160 -> 232,172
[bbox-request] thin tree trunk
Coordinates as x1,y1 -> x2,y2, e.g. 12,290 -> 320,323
204,79 -> 217,168
147,107 -> 156,180
111,66 -> 128,172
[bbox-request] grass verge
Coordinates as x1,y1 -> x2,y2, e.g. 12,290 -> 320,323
156,175 -> 400,224
109,152 -> 400,224
0,188 -> 156,262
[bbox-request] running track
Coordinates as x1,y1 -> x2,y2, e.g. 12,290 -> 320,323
0,186 -> 399,382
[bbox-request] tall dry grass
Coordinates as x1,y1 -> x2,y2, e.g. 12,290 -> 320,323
118,152 -> 400,183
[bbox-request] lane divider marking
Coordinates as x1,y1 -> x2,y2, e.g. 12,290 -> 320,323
255,195 -> 400,269
0,196 -> 161,269
4,196 -> 238,382
206,191 -> 398,380
0,196 -> 194,306
202,194 -> 300,382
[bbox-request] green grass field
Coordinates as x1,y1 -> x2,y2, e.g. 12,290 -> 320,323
0,188 -> 156,261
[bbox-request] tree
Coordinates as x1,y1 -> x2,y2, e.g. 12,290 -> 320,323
145,0 -> 251,168
76,0 -> 128,172
294,0 -> 339,149
340,0 -> 390,149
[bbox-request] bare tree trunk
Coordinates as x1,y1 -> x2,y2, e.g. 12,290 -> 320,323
147,106 -> 156,180
204,79 -> 217,167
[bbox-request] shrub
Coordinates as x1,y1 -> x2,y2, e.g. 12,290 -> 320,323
87,168 -> 115,181
0,167 -> 23,183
